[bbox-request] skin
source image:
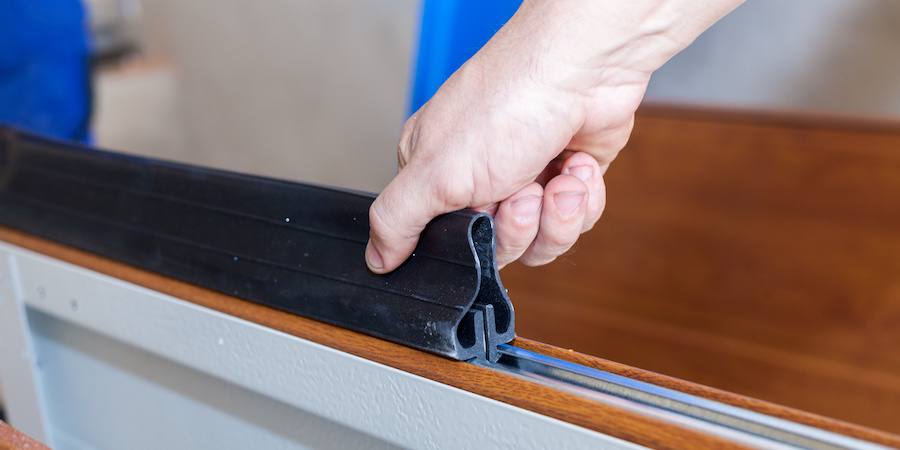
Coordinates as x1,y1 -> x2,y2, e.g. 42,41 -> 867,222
367,0 -> 745,273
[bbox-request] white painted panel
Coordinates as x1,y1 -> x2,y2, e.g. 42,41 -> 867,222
28,309 -> 397,450
0,249 -> 51,445
1,241 -> 645,449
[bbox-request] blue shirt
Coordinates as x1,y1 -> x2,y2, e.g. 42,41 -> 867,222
0,0 -> 91,141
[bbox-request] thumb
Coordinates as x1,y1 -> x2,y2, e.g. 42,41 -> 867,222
366,169 -> 453,274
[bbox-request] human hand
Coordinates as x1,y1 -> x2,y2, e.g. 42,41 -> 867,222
366,0 -> 743,273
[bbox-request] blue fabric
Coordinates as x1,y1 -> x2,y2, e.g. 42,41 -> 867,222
409,0 -> 522,114
0,0 -> 91,141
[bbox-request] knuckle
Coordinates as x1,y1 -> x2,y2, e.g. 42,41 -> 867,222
495,251 -> 516,269
496,240 -> 530,265
398,119 -> 421,170
519,252 -> 557,267
369,196 -> 413,245
495,229 -> 532,261
544,229 -> 578,249
367,204 -> 394,245
431,172 -> 473,211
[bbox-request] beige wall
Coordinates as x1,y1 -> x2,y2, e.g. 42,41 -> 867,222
645,0 -> 900,117
96,0 -> 417,192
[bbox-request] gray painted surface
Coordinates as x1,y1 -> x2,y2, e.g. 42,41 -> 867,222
0,241 -> 645,449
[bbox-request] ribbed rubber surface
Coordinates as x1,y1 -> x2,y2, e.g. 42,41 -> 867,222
0,127 -> 514,360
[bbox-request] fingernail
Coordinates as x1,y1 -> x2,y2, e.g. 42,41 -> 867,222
554,192 -> 584,217
565,165 -> 593,183
365,241 -> 384,271
510,195 -> 542,221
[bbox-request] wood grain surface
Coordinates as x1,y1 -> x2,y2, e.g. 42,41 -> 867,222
0,421 -> 48,450
2,223 -> 899,448
501,105 -> 900,435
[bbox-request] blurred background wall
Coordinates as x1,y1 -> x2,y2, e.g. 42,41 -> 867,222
88,0 -> 900,193
91,0 -> 417,192
647,0 -> 900,116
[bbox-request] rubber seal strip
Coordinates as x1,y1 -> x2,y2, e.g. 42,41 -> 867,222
0,127 -> 514,361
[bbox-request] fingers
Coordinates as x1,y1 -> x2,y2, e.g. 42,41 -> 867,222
492,182 -> 544,268
366,190 -> 417,274
489,152 -> 605,268
517,174 -> 586,266
560,151 -> 606,233
369,149 -> 606,273
517,152 -> 605,266
366,168 -> 461,274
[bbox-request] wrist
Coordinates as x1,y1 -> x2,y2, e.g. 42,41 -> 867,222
502,0 -> 744,89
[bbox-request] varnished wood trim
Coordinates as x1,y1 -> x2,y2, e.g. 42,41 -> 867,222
4,226 -> 899,448
639,102 -> 900,135
0,421 -> 48,450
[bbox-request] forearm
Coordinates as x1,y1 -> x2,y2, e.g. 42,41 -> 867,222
487,0 -> 745,89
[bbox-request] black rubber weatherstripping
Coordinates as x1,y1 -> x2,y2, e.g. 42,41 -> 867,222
0,127 -> 515,361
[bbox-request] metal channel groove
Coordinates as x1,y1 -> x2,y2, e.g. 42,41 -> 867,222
0,126 -> 514,361
474,345 -> 892,450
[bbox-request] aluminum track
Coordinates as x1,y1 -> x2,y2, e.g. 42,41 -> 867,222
475,345 -> 892,450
